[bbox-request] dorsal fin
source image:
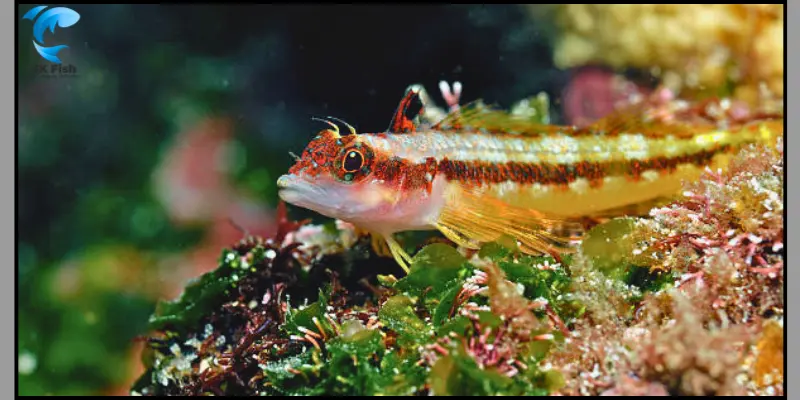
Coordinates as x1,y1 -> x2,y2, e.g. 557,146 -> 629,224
575,101 -> 704,139
386,86 -> 425,134
429,94 -> 784,140
581,97 -> 784,139
431,100 -> 567,136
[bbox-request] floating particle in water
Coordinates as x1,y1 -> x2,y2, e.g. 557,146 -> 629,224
18,351 -> 37,375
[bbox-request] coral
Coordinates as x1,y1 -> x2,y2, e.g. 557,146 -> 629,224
631,290 -> 754,396
600,376 -> 669,396
560,66 -> 651,127
532,4 -> 784,104
630,138 -> 784,326
741,318 -> 785,395
541,125 -> 783,396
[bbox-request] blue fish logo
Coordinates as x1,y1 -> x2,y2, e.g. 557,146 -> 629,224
22,5 -> 80,64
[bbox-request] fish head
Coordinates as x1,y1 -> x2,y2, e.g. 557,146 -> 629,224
278,125 -> 400,223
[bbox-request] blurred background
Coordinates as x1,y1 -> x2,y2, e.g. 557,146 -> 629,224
16,4 -> 783,395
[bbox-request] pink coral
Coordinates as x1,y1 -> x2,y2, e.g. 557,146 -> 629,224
562,67 -> 651,127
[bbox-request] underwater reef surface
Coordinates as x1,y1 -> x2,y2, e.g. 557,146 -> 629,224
131,123 -> 783,395
531,4 -> 784,106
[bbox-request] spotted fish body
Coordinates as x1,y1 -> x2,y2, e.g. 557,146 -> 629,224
277,84 -> 783,271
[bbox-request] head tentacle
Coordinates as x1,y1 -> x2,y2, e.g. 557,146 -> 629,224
326,116 -> 357,135
311,117 -> 341,137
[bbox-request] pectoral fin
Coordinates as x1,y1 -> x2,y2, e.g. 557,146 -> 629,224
368,231 -> 412,273
435,184 -> 584,258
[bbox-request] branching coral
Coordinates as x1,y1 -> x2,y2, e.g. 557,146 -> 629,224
631,290 -> 755,396
531,4 -> 784,104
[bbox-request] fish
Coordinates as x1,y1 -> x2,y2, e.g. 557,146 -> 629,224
277,82 -> 783,272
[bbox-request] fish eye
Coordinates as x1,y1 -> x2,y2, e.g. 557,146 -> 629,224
343,150 -> 364,173
333,143 -> 373,183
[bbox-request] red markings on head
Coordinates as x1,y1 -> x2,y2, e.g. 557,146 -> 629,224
288,129 -> 342,176
288,129 -> 374,183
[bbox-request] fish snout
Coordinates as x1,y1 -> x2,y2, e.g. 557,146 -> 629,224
277,174 -> 293,189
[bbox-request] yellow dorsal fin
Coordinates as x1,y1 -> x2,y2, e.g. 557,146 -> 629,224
431,95 -> 784,143
432,100 -> 565,136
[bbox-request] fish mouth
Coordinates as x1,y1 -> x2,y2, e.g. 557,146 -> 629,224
277,174 -> 307,204
277,173 -> 359,221
276,174 -> 294,190
276,174 -> 331,215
